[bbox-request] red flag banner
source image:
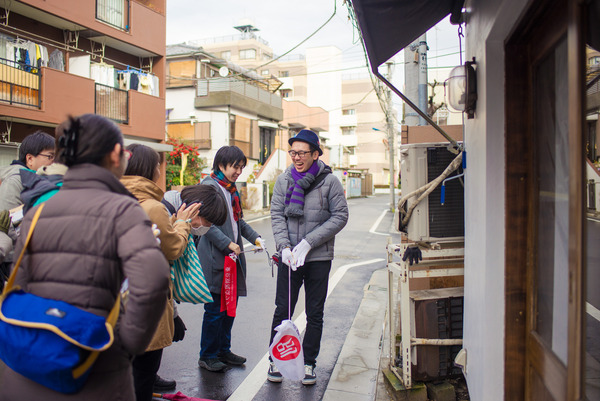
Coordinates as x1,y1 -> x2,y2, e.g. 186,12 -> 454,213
220,254 -> 237,317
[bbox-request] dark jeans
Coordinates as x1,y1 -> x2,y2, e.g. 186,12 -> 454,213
200,292 -> 235,360
269,260 -> 331,367
132,348 -> 162,401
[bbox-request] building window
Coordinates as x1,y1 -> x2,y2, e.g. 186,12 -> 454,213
261,70 -> 269,76
239,49 -> 256,60
348,146 -> 356,155
280,89 -> 292,98
342,109 -> 356,115
279,70 -> 289,78
341,127 -> 355,136
221,51 -> 231,60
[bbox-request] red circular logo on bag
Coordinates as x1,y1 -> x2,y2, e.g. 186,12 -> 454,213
272,335 -> 301,361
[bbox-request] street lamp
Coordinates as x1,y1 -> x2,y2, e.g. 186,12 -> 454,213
373,127 -> 395,212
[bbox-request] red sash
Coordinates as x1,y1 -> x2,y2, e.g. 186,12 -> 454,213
220,254 -> 237,317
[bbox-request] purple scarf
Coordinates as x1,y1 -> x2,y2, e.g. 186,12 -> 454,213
284,161 -> 320,217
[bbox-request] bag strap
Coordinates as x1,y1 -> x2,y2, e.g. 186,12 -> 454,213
3,203 -> 45,294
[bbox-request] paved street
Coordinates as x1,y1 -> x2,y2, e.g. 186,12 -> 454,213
158,194 -> 401,401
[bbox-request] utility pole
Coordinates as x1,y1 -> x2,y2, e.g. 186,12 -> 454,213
386,61 -> 395,212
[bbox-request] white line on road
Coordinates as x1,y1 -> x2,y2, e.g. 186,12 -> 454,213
246,215 -> 271,223
587,302 -> 600,322
369,209 -> 390,236
227,258 -> 385,401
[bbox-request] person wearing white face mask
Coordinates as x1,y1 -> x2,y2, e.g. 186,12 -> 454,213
121,144 -> 202,400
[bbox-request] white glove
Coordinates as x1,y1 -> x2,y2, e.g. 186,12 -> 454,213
282,247 -> 296,270
292,239 -> 311,268
254,237 -> 266,253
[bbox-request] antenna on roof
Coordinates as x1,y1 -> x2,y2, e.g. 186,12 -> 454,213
233,19 -> 259,38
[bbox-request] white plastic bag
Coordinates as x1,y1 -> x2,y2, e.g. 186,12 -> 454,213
269,319 -> 304,380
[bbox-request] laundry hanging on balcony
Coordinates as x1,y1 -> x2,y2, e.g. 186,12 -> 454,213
3,38 -> 49,73
116,68 -> 159,96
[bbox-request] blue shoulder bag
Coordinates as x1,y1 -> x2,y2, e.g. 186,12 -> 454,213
0,204 -> 120,394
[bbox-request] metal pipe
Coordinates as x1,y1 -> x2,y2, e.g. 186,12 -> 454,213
373,71 -> 461,150
411,338 -> 463,346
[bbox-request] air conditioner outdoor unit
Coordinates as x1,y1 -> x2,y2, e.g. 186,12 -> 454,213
400,142 -> 464,242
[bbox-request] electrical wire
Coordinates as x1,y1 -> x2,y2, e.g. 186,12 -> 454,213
228,0 -> 338,77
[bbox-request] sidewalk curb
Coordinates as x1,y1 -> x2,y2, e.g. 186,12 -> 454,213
323,268 -> 388,401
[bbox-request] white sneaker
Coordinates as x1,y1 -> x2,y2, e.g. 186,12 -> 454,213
302,364 -> 316,385
267,361 -> 283,383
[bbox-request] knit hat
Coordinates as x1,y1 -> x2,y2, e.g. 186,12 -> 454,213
288,129 -> 323,156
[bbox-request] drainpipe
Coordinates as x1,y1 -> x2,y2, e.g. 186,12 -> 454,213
417,34 -> 428,126
227,105 -> 231,146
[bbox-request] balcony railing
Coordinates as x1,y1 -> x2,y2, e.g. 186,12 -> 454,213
95,83 -> 129,124
0,57 -> 41,108
197,78 -> 282,108
96,0 -> 130,31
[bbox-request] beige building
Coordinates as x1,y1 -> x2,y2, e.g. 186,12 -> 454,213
190,24 -> 390,187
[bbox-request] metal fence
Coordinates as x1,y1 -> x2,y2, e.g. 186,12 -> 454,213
0,57 -> 41,108
95,83 -> 129,124
96,0 -> 130,30
196,78 -> 282,108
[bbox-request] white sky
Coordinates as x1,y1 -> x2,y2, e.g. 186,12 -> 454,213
166,0 -> 464,115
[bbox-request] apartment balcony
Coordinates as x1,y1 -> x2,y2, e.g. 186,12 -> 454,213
8,0 -> 165,57
196,78 -> 283,121
340,134 -> 358,147
95,83 -> 128,124
0,66 -> 164,141
339,114 -> 358,127
0,58 -> 41,109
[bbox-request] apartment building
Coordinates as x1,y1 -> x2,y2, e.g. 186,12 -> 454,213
165,43 -> 288,208
193,24 -> 389,188
0,0 -> 169,167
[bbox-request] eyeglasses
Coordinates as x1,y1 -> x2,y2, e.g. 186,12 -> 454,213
288,150 -> 312,158
38,153 -> 55,161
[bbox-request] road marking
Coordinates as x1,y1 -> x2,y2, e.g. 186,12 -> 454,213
227,258 -> 385,401
369,209 -> 390,236
246,215 -> 271,223
587,302 -> 600,322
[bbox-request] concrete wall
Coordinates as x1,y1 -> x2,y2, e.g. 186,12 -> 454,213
462,1 -> 529,400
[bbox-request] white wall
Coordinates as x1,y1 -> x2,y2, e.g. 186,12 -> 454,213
462,1 -> 529,400
306,46 -> 343,166
165,87 -> 197,120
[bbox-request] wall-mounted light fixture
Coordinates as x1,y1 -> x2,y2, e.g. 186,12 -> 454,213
446,58 -> 477,119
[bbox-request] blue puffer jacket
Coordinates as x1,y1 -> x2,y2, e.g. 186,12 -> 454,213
271,160 -> 348,262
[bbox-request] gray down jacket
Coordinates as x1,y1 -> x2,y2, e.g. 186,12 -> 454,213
271,160 -> 348,262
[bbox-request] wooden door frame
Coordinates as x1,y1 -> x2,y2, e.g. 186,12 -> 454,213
504,0 -> 585,399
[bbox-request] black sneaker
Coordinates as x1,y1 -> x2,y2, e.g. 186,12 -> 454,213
267,361 -> 283,383
302,364 -> 316,386
218,351 -> 247,366
153,374 -> 176,392
198,358 -> 227,372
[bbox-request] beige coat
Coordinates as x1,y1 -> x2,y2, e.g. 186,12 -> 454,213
0,163 -> 170,401
121,175 -> 190,351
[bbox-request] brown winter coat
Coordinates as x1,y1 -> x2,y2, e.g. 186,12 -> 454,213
0,163 -> 170,401
121,175 -> 191,351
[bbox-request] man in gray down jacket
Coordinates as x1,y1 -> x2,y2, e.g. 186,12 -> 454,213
267,129 -> 348,386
